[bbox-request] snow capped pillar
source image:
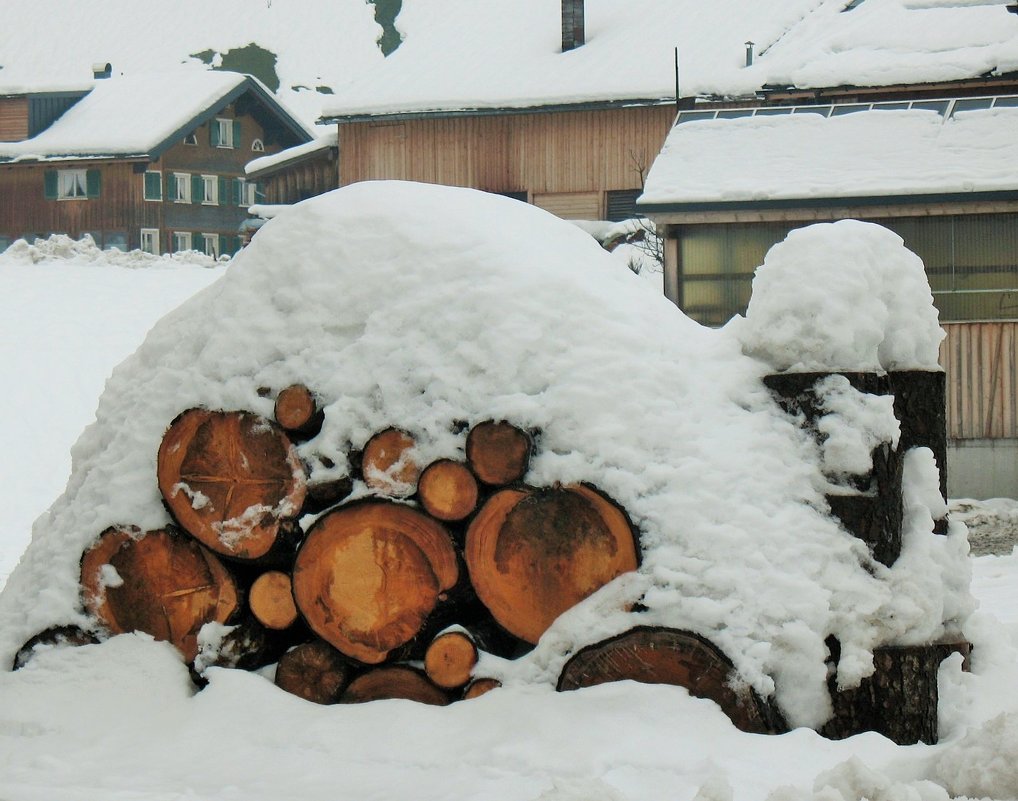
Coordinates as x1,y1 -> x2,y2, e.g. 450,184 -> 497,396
562,0 -> 585,52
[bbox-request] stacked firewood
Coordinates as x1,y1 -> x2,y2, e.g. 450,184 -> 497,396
66,385 -> 647,707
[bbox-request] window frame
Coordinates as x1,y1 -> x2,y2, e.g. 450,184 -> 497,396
183,131 -> 198,146
57,169 -> 88,200
173,231 -> 192,252
202,232 -> 220,259
201,174 -> 218,205
172,172 -> 192,203
251,138 -> 264,152
140,228 -> 160,255
214,118 -> 234,149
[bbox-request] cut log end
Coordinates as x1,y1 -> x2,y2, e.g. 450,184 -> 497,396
418,459 -> 479,521
275,640 -> 353,704
424,630 -> 479,689
249,571 -> 299,630
13,625 -> 99,670
462,677 -> 502,700
274,384 -> 323,438
361,428 -> 420,496
340,666 -> 450,705
466,421 -> 531,486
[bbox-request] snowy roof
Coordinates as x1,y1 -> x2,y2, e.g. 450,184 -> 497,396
246,130 -> 338,177
320,0 -> 825,120
639,100 -> 1018,209
758,0 -> 1018,92
0,70 -> 314,163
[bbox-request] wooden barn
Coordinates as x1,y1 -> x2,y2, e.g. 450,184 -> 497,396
245,131 -> 338,206
0,69 -> 313,256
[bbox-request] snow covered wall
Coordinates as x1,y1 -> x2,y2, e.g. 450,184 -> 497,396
0,182 -> 972,729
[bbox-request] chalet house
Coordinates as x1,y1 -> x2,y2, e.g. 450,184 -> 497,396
245,131 -> 338,205
315,0 -> 824,221
0,69 -> 313,256
637,0 -> 1018,498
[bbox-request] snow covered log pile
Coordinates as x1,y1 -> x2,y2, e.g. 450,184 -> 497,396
0,184 -> 974,747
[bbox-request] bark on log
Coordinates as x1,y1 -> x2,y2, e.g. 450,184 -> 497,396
303,475 -> 354,516
821,639 -> 950,744
292,500 -> 459,664
273,384 -> 324,439
80,526 -> 240,661
466,421 -> 531,486
417,459 -> 479,522
157,409 -> 307,561
12,625 -> 99,670
557,626 -> 784,735
424,629 -> 479,689
249,570 -> 299,630
465,484 -> 639,644
340,665 -> 450,705
462,677 -> 502,700
275,640 -> 353,704
361,428 -> 420,496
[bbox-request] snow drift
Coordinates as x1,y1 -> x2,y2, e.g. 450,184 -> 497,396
0,181 -> 971,728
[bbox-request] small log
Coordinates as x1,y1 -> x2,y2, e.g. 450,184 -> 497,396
80,526 -> 240,662
465,484 -> 639,644
462,677 -> 501,700
361,428 -> 420,496
417,459 -> 479,522
249,571 -> 299,630
340,665 -> 450,705
193,618 -> 272,676
157,408 -> 307,561
275,640 -> 353,704
558,627 -> 784,735
13,625 -> 99,670
274,384 -> 324,439
424,629 -> 479,689
303,475 -> 354,516
465,421 -> 531,486
292,500 -> 459,664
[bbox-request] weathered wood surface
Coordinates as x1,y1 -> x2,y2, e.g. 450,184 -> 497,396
292,500 -> 459,664
341,665 -> 450,705
361,428 -> 420,496
557,626 -> 785,735
462,677 -> 502,700
13,625 -> 99,670
466,421 -> 531,486
157,409 -> 307,561
275,640 -> 353,704
417,459 -> 479,522
424,629 -> 479,689
465,484 -> 639,643
249,570 -> 299,630
273,384 -> 324,439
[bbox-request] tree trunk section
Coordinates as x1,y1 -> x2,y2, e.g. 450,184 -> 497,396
340,665 -> 450,705
361,428 -> 420,496
273,384 -> 324,439
424,629 -> 479,689
466,421 -> 531,486
418,459 -> 479,522
557,626 -> 784,735
462,677 -> 501,700
292,500 -> 459,664
249,570 -> 299,630
80,526 -> 240,662
157,408 -> 307,561
465,484 -> 639,644
275,640 -> 353,704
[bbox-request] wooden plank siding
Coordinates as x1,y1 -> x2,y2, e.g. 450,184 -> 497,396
338,105 -> 676,209
941,322 -> 1018,439
0,98 -> 29,142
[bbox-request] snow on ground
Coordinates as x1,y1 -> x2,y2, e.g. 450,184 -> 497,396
0,187 -> 1016,800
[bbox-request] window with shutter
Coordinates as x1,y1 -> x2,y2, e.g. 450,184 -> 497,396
85,169 -> 100,198
218,176 -> 228,206
201,175 -> 218,205
173,173 -> 191,203
144,171 -> 162,201
43,170 -> 58,200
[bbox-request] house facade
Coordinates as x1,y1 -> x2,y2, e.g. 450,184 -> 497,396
245,131 -> 338,206
0,70 -> 313,256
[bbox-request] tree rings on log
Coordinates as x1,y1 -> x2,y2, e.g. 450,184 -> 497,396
157,409 -> 307,561
466,421 -> 531,486
80,526 -> 240,662
424,629 -> 479,689
361,428 -> 420,496
465,484 -> 639,643
249,571 -> 299,630
273,384 -> 324,439
557,627 -> 783,735
292,500 -> 459,664
418,459 -> 479,521
275,640 -> 353,704
341,666 -> 450,705
463,677 -> 502,700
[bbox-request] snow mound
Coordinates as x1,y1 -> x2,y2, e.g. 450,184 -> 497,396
737,220 -> 945,373
2,233 -> 223,269
0,182 -> 971,728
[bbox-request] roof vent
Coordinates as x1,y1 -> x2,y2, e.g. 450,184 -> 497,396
92,62 -> 112,80
562,0 -> 585,52
745,41 -> 755,67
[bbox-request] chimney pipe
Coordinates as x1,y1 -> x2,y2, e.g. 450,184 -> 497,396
92,62 -> 112,79
745,42 -> 754,67
562,0 -> 585,52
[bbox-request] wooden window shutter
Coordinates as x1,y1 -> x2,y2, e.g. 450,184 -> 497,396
43,170 -> 58,200
219,234 -> 229,255
191,175 -> 202,203
86,169 -> 101,198
218,176 -> 228,205
210,121 -> 220,147
144,172 -> 161,200
233,178 -> 243,205
232,120 -> 242,148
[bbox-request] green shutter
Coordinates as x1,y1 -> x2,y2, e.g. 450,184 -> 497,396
86,169 -> 101,198
233,178 -> 243,206
43,170 -> 58,200
218,176 -> 228,206
232,119 -> 242,149
219,234 -> 229,256
194,233 -> 204,252
144,172 -> 161,201
210,121 -> 219,147
191,175 -> 202,203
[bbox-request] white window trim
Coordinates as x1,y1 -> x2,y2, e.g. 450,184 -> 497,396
173,172 -> 191,203
140,228 -> 160,255
251,138 -> 264,152
202,233 -> 220,259
201,174 -> 218,206
215,118 -> 234,149
143,170 -> 162,202
183,132 -> 198,145
237,177 -> 258,208
57,169 -> 88,200
173,231 -> 192,252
